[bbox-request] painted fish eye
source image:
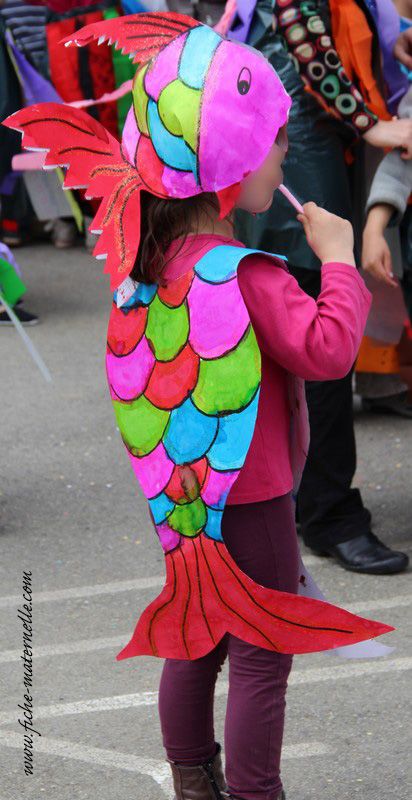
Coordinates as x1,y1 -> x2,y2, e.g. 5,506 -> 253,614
237,67 -> 252,95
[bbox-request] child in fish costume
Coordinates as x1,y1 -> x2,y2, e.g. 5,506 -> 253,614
3,13 -> 394,800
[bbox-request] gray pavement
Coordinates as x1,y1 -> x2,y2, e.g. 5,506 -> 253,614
0,242 -> 411,800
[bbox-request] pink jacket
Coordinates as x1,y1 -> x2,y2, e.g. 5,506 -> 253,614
163,234 -> 372,505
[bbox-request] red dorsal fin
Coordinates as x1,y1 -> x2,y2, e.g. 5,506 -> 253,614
61,12 -> 201,65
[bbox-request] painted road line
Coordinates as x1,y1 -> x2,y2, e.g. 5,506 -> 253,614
0,626 -> 408,665
0,571 -> 410,608
0,635 -> 124,664
0,554 -> 331,608
0,730 -> 173,798
0,729 -> 333,800
346,595 -> 412,613
0,691 -> 159,726
0,658 -> 410,726
0,575 -> 166,608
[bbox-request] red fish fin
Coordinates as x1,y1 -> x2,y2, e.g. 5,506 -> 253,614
116,536 -> 393,660
217,182 -> 242,220
3,103 -> 142,290
61,12 -> 201,65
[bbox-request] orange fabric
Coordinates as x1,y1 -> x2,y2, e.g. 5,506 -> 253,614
329,0 -> 390,121
356,336 -> 401,374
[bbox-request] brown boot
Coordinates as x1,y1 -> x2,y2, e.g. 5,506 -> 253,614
168,742 -> 229,799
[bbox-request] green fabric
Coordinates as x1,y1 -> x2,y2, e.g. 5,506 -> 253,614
0,257 -> 26,306
103,7 -> 135,136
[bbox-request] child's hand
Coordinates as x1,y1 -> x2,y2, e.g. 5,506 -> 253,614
362,226 -> 397,288
297,202 -> 355,266
363,118 -> 412,160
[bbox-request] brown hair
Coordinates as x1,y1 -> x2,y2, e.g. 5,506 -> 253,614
130,191 -> 219,285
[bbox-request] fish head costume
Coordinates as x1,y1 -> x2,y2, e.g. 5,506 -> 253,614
3,13 -> 291,289
121,24 -> 290,200
2,13 -> 393,660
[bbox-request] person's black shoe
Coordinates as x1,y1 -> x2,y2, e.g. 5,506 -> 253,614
0,306 -> 38,326
311,532 -> 409,575
362,392 -> 412,419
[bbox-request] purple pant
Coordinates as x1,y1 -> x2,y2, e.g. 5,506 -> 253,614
158,494 -> 300,800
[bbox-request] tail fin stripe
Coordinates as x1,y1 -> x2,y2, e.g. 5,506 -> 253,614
214,542 -> 353,636
191,538 -> 216,646
179,547 -> 192,659
148,550 -> 178,655
199,537 -> 278,649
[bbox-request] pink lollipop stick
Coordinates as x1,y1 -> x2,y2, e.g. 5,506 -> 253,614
278,183 -> 304,214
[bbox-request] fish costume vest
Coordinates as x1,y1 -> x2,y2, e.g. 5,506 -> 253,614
3,12 -> 393,660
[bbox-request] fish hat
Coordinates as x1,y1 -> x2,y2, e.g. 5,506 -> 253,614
3,12 -> 291,290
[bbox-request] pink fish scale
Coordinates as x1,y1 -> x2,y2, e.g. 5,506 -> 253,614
187,274 -> 249,358
144,32 -> 188,102
156,520 -> 181,553
201,466 -> 240,508
128,442 -> 174,500
122,107 -> 141,165
162,164 -> 199,198
107,335 -> 155,401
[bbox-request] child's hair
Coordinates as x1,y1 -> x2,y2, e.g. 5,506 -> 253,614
130,191 -> 219,285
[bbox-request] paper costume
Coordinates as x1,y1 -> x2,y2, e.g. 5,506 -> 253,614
3,12 -> 393,660
4,12 -> 291,290
108,243 -> 391,660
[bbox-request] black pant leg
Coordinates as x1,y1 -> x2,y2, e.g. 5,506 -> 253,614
289,265 -> 371,551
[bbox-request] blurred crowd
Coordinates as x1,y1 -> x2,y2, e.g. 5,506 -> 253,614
0,0 -> 411,574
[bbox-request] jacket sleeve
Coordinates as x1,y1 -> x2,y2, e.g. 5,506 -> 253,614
366,150 -> 412,225
237,257 -> 372,381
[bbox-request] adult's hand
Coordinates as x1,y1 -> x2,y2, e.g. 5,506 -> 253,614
363,118 -> 412,159
394,27 -> 412,71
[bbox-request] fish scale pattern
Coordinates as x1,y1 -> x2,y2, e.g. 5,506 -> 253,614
106,243 -> 393,661
106,245 -> 261,553
128,25 -> 222,188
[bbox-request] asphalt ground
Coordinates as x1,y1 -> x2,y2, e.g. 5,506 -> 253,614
0,242 -> 411,800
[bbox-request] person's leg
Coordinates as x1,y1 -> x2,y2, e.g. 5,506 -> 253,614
289,265 -> 408,573
225,641 -> 292,800
158,634 -> 228,766
289,265 -> 371,552
221,495 -> 299,800
300,369 -> 371,551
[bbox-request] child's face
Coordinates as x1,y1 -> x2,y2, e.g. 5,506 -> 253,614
237,125 -> 288,214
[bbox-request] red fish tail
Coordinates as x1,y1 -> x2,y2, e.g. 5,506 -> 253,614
116,536 -> 393,661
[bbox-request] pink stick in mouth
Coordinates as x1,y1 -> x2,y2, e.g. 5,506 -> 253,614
278,183 -> 304,214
